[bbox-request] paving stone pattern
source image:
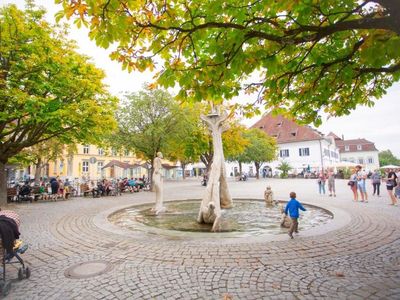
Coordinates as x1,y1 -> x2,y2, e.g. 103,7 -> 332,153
4,179 -> 400,299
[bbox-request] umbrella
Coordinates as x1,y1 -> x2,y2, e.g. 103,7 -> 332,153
380,165 -> 400,169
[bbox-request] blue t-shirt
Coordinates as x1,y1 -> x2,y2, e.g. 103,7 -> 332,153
285,198 -> 306,218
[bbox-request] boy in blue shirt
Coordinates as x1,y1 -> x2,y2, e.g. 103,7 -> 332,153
285,192 -> 306,239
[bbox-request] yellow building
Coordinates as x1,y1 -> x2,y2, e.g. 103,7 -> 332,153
47,144 -> 148,180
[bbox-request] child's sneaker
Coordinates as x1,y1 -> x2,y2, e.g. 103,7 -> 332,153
288,233 -> 293,239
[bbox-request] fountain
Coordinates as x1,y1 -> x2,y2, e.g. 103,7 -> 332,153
109,199 -> 333,238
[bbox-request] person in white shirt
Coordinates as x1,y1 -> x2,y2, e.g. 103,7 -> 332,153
356,165 -> 368,203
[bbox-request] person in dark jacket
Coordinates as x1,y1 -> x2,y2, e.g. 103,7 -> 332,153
284,192 -> 306,239
50,177 -> 59,196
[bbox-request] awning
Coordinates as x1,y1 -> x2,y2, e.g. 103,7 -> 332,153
102,160 -> 142,170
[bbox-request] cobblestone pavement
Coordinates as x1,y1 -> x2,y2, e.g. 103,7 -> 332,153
3,178 -> 400,299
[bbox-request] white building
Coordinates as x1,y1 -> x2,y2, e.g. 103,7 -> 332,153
332,136 -> 380,171
226,113 -> 340,177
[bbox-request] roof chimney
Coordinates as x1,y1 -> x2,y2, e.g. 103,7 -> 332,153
341,134 -> 344,140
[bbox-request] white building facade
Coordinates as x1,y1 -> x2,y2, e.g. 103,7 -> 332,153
333,138 -> 380,171
226,113 -> 340,177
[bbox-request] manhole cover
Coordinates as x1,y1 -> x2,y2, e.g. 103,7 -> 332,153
64,260 -> 113,279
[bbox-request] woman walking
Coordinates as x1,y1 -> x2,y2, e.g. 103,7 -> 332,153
371,170 -> 381,196
385,168 -> 398,206
327,168 -> 336,197
317,171 -> 326,195
349,168 -> 358,201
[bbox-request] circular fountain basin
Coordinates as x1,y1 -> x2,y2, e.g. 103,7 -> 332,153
108,199 -> 333,238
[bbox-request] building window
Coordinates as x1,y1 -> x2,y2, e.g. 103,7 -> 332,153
324,149 -> 330,156
83,145 -> 89,154
358,158 -> 364,164
98,148 -> 104,156
97,161 -> 103,173
280,149 -> 289,157
82,161 -> 89,172
345,145 -> 350,151
349,157 -> 355,163
290,131 -> 297,137
53,159 -> 58,173
111,148 -> 117,156
299,148 -> 310,156
124,150 -> 130,156
276,121 -> 283,127
368,157 -> 374,164
357,145 -> 362,150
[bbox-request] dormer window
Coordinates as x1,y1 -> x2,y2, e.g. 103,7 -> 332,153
276,121 -> 283,127
357,145 -> 362,150
345,145 -> 350,151
259,126 -> 264,129
290,131 -> 296,137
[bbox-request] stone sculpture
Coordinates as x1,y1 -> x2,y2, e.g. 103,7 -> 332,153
197,108 -> 232,231
264,186 -> 274,206
279,204 -> 291,228
152,152 -> 166,215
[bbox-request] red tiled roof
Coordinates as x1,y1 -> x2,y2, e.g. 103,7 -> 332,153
162,163 -> 178,170
251,113 -> 322,143
327,132 -> 342,140
336,139 -> 378,153
102,160 -> 142,169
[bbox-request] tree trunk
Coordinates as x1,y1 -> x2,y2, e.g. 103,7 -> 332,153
255,162 -> 262,179
200,152 -> 213,176
238,161 -> 243,176
0,161 -> 8,207
181,162 -> 186,179
198,110 -> 232,231
34,158 -> 42,184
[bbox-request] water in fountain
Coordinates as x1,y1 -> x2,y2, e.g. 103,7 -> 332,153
109,199 -> 332,237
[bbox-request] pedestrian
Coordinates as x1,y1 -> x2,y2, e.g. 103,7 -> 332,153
317,171 -> 326,195
348,168 -> 358,201
370,169 -> 381,196
284,192 -> 306,239
356,165 -> 368,203
50,177 -> 59,200
385,168 -> 398,206
327,168 -> 336,197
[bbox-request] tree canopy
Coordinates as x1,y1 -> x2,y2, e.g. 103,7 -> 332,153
0,3 -> 117,205
228,128 -> 277,178
379,150 -> 400,166
59,0 -> 400,124
114,87 -> 186,175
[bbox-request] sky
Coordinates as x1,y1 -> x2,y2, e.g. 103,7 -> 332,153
3,0 -> 400,157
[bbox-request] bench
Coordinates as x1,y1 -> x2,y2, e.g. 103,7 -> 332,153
80,184 -> 92,197
31,186 -> 43,201
6,188 -> 18,203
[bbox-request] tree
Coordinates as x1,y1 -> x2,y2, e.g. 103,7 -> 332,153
59,0 -> 400,124
114,87 -> 186,185
229,128 -> 277,179
379,150 -> 400,166
165,103 -> 208,179
277,161 -> 292,179
0,4 -> 117,205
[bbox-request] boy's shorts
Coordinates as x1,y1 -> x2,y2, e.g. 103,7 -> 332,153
357,180 -> 366,193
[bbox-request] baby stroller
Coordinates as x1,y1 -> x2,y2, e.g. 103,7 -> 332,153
0,210 -> 30,296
